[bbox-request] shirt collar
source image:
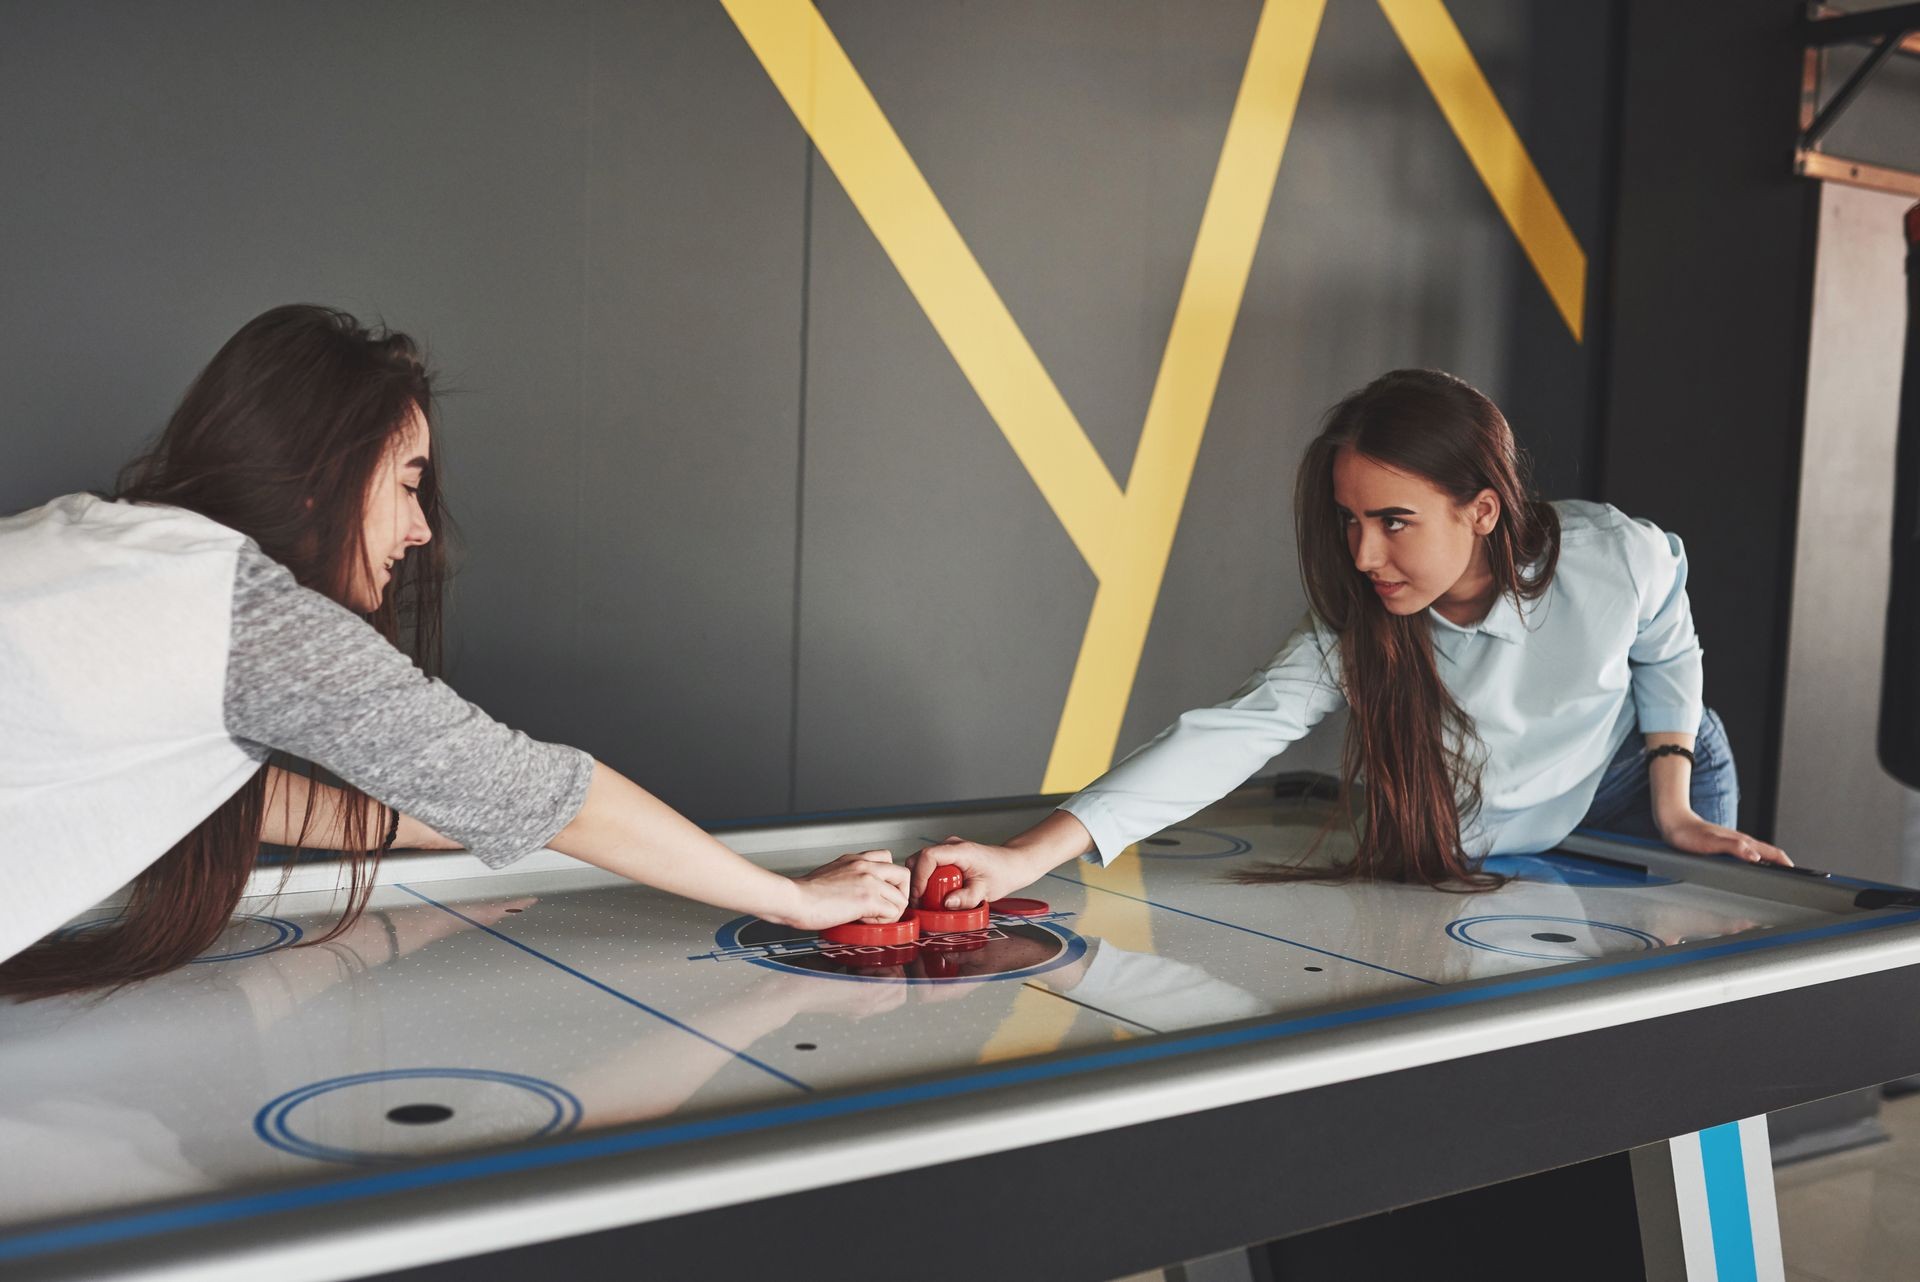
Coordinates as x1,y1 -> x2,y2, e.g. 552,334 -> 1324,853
1426,590 -> 1530,648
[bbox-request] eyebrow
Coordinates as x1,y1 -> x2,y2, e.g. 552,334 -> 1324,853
401,456 -> 430,471
1336,504 -> 1416,518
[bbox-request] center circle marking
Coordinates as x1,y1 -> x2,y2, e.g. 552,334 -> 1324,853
716,915 -> 1085,985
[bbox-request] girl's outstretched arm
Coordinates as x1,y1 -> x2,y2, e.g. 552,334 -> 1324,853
905,810 -> 1096,909
226,554 -> 906,927
551,762 -> 910,929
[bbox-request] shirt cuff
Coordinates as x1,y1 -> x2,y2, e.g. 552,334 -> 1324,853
1056,795 -> 1125,867
468,747 -> 596,870
1632,702 -> 1703,736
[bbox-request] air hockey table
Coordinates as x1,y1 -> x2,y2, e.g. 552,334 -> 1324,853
5,774 -> 1920,1282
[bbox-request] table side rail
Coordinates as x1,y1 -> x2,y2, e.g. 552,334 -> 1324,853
11,906 -> 1920,1282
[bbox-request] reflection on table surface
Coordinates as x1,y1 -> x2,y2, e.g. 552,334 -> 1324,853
0,802 -> 1834,1229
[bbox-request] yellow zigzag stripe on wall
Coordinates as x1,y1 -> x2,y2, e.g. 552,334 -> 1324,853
719,0 -> 1126,577
1378,0 -> 1586,339
720,0 -> 1585,803
1045,0 -> 1326,793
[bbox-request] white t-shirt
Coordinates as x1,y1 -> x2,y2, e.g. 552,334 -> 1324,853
0,494 -> 593,965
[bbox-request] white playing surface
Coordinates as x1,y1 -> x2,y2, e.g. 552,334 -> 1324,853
0,800 -> 1835,1231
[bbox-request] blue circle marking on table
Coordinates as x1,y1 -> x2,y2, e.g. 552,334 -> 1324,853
57,914 -> 304,963
1447,914 -> 1662,960
255,1069 -> 583,1165
9,904 -> 1917,1267
192,915 -> 305,962
1132,826 -> 1254,860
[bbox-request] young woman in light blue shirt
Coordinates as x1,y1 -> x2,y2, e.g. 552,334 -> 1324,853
910,368 -> 1789,907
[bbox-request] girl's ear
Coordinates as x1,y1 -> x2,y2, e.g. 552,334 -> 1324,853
1471,489 -> 1500,536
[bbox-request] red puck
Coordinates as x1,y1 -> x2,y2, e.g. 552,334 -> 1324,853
989,897 -> 1050,917
820,918 -> 919,947
921,864 -> 966,910
912,903 -> 990,935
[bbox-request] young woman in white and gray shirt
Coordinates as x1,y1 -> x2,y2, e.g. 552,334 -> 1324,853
0,304 -> 906,997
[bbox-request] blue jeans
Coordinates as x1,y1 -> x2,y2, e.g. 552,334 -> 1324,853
1578,708 -> 1739,841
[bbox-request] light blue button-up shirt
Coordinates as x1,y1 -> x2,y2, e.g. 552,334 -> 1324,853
1061,501 -> 1704,863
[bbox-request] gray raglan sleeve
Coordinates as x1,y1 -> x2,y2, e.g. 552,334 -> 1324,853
222,544 -> 595,868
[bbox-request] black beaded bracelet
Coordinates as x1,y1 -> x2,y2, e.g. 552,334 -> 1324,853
380,807 -> 401,851
1645,744 -> 1695,765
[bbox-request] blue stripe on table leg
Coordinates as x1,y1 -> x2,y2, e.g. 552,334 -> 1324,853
1699,1121 -> 1758,1282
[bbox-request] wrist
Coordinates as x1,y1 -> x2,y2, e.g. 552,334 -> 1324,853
1645,754 -> 1695,838
1653,804 -> 1697,838
762,871 -> 806,926
1006,816 -> 1092,876
1012,841 -> 1067,882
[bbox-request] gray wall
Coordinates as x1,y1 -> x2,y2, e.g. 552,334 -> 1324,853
1597,0 -> 1822,838
1776,181 -> 1920,886
0,1 -> 1614,823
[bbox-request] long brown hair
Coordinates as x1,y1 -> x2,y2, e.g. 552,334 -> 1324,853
1241,369 -> 1559,889
0,304 -> 448,1000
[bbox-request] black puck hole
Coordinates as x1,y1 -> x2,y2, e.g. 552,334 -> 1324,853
386,1104 -> 454,1126
1531,931 -> 1577,944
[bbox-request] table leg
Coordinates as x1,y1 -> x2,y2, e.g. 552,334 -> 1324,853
1631,1116 -> 1784,1282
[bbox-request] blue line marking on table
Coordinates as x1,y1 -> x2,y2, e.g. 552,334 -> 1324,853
392,884 -> 811,1093
1043,869 -> 1438,985
7,905 -> 1917,1266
